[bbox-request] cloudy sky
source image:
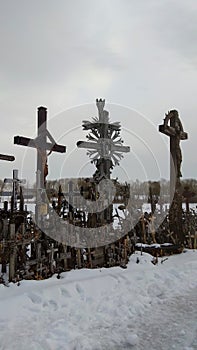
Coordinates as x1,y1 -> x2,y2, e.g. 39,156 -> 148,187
0,0 -> 197,185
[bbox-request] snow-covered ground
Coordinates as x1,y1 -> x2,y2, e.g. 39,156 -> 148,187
0,250 -> 197,350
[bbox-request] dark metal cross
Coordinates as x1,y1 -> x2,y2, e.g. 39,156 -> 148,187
14,106 -> 66,189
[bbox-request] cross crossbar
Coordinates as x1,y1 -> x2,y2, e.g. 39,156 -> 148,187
14,136 -> 66,153
0,154 -> 15,162
77,140 -> 130,154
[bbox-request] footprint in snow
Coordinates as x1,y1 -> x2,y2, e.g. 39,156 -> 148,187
75,283 -> 85,298
42,301 -> 48,308
27,292 -> 42,304
117,273 -> 129,284
60,287 -> 71,298
41,299 -> 58,311
48,299 -> 58,311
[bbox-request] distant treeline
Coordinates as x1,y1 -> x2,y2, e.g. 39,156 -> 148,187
44,178 -> 197,200
1,177 -> 197,202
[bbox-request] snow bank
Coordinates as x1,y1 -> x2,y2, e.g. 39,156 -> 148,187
0,250 -> 197,349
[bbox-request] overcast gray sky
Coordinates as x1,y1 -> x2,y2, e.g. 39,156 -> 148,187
0,0 -> 197,185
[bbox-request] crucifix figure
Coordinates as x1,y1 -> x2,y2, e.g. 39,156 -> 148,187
159,110 -> 188,243
159,110 -> 188,182
14,107 -> 66,189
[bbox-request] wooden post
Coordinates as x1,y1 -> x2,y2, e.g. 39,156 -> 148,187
150,215 -> 156,243
37,107 -> 47,189
9,223 -> 16,282
0,151 -> 16,278
141,214 -> 146,243
12,169 -> 19,211
36,242 -> 42,261
60,244 -> 68,270
9,245 -> 17,282
76,249 -> 82,268
194,231 -> 197,250
88,248 -> 92,268
47,243 -> 58,274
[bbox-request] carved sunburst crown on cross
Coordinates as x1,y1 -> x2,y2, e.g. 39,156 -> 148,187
77,99 -> 130,167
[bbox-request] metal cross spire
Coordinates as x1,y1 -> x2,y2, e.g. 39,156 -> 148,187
77,99 -> 130,180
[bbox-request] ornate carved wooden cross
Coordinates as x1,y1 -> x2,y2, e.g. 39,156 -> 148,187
159,110 -> 188,243
77,99 -> 130,226
77,99 -> 130,181
14,107 -> 66,189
